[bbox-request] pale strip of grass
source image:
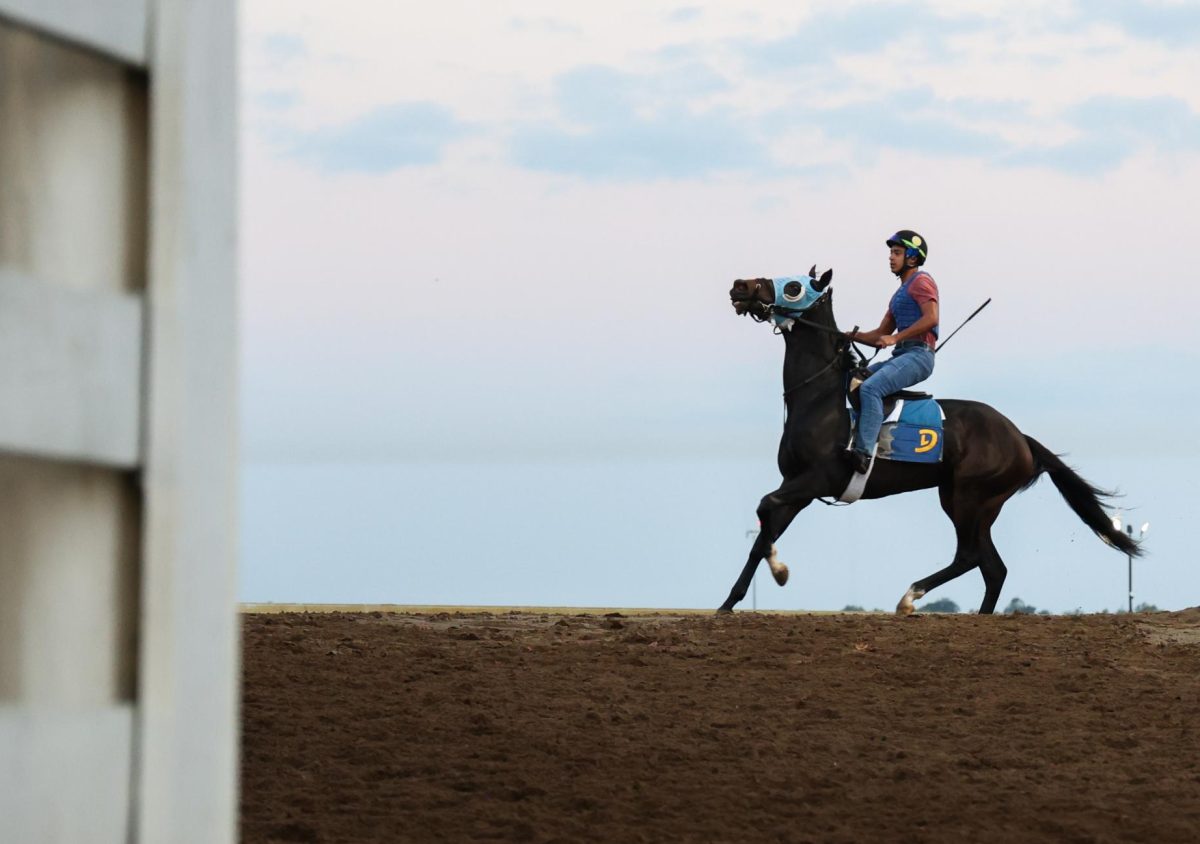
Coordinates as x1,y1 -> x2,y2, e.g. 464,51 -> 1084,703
239,603 -> 845,616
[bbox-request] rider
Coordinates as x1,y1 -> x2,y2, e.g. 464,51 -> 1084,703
846,230 -> 940,474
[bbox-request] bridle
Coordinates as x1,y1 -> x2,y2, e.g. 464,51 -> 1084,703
781,331 -> 864,398
746,289 -> 877,397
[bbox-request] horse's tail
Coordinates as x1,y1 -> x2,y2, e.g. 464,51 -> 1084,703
1022,436 -> 1142,557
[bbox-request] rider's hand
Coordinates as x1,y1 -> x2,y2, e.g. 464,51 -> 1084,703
877,334 -> 898,348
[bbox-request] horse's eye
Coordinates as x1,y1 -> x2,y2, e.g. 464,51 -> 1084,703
783,281 -> 804,301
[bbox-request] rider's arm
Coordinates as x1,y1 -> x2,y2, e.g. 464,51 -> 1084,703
851,311 -> 895,346
889,300 -> 939,344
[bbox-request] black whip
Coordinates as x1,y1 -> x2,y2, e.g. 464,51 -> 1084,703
935,298 -> 991,353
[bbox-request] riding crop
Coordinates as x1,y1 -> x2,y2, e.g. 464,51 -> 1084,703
935,297 -> 991,353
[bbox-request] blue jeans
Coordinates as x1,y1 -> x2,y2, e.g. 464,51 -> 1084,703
853,344 -> 935,454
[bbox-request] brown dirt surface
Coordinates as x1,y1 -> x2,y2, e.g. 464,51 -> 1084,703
241,609 -> 1200,843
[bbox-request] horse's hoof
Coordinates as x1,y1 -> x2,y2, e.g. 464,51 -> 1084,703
896,586 -> 925,616
716,606 -> 734,615
767,545 -> 789,586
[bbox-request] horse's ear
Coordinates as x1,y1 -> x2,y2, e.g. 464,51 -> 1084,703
813,268 -> 833,291
808,264 -> 817,279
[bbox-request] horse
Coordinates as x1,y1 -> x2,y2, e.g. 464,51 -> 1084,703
721,268 -> 1141,615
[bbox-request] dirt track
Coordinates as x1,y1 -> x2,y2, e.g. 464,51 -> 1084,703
242,610 -> 1200,843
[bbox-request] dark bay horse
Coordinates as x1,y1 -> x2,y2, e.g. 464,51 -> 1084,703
722,269 -> 1141,615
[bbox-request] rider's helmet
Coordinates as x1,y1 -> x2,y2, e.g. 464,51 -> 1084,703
886,230 -> 928,266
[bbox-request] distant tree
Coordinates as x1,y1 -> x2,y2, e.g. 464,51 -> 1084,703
918,597 -> 960,613
1134,602 -> 1161,613
841,604 -> 865,612
1003,597 -> 1038,615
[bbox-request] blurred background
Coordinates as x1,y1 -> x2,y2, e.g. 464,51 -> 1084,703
239,1 -> 1199,613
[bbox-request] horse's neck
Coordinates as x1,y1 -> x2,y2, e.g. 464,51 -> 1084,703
781,322 -> 844,415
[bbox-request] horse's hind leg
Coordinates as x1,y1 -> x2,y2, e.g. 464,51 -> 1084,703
896,485 -> 980,615
977,534 -> 1009,614
897,549 -> 978,615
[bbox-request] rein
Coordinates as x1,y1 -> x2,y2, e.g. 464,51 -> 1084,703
779,330 -> 878,399
765,306 -> 844,336
781,348 -> 849,398
761,295 -> 873,357
765,303 -> 876,398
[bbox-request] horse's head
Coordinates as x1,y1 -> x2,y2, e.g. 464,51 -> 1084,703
730,266 -> 833,327
729,278 -> 775,320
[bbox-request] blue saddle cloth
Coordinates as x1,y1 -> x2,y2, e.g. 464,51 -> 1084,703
852,397 -> 945,463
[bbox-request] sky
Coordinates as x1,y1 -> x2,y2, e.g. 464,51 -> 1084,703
239,1 -> 1200,613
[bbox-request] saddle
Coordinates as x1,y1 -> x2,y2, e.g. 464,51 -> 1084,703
845,366 -> 944,466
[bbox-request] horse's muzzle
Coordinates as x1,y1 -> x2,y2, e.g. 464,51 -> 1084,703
729,278 -> 768,319
729,280 -> 756,315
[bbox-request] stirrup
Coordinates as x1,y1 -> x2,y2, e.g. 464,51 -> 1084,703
848,449 -> 872,475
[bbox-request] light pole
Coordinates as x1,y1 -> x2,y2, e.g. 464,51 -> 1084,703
746,524 -> 760,611
1109,512 -> 1149,612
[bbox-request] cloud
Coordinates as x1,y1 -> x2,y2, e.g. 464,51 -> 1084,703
510,64 -> 772,180
1000,135 -> 1132,176
559,63 -> 729,119
492,10 -> 1028,181
743,2 -> 986,71
667,7 -> 703,24
287,102 -> 471,173
1003,96 -> 1200,175
1069,95 -> 1200,153
938,97 -> 1031,122
1080,0 -> 1200,46
506,62 -> 1199,181
256,4 -> 1200,181
763,82 -> 1200,176
511,110 -> 772,180
776,88 -> 1009,160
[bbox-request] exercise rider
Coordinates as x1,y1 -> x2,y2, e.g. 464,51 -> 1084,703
847,230 -> 940,474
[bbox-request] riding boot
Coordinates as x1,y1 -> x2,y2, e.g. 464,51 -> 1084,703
848,448 -> 872,475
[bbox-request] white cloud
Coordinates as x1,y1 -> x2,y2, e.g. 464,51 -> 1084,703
245,1 -> 1200,184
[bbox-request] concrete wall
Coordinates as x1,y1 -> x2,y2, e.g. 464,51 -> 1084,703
0,3 -> 237,841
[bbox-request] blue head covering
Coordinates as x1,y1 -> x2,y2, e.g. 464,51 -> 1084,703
771,275 -> 825,329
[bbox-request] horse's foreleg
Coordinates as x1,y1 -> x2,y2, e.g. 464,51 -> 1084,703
717,532 -> 777,614
718,493 -> 811,613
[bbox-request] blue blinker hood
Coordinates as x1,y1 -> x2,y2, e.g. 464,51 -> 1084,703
771,275 -> 826,330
